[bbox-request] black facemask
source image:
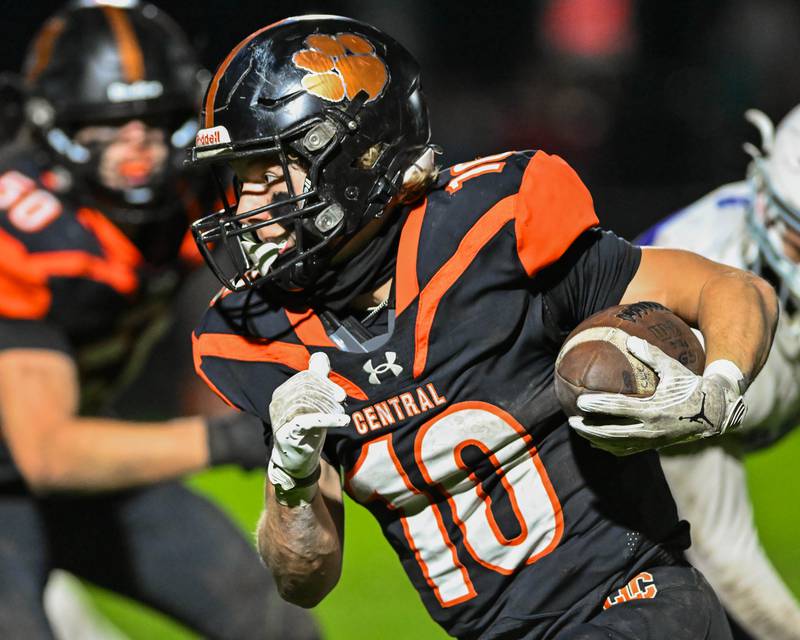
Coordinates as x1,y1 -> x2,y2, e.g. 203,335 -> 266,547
263,204 -> 411,314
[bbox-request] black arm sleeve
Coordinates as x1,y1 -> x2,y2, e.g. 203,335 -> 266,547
538,228 -> 642,347
0,319 -> 72,355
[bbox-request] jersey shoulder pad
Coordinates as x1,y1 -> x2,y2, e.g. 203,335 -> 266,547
192,288 -> 319,418
438,150 -> 535,200
635,181 -> 750,266
397,150 -> 598,308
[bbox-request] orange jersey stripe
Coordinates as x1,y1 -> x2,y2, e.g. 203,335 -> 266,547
30,251 -> 138,295
0,222 -> 140,314
25,16 -> 66,84
76,208 -> 142,268
0,272 -> 49,319
515,152 -> 598,276
194,331 -> 368,401
395,199 -> 427,316
0,230 -> 50,318
192,332 -> 237,408
195,331 -> 310,369
14,209 -> 142,296
101,6 -> 145,83
413,196 -> 516,378
285,308 -> 335,347
330,372 -> 368,401
203,19 -> 286,128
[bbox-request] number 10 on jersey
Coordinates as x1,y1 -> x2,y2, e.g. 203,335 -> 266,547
346,401 -> 564,607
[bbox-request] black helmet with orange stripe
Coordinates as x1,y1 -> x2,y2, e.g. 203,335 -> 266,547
22,0 -> 205,221
189,15 -> 432,292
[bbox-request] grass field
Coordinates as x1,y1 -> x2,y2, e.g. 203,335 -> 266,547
88,429 -> 800,639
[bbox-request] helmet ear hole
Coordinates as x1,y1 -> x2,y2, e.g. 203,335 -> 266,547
353,143 -> 387,170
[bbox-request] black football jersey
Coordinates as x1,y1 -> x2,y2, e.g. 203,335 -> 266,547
0,144 -> 206,485
193,150 -> 689,639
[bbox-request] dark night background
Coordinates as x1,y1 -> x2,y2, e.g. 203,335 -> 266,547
3,0 -> 800,240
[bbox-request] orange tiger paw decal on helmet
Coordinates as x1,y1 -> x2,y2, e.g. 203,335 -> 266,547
292,33 -> 389,103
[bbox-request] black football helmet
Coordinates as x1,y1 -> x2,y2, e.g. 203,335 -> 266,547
23,0 -> 204,223
189,15 -> 431,292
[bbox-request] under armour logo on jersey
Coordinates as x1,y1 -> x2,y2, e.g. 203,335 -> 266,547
363,352 -> 403,384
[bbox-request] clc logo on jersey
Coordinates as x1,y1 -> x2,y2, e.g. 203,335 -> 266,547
363,351 -> 402,384
291,33 -> 389,103
603,572 -> 658,609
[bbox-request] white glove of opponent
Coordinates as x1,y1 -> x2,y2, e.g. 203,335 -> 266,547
267,352 -> 350,491
568,335 -> 747,456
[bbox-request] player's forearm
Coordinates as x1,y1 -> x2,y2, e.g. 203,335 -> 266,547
24,416 -> 209,492
697,269 -> 778,381
257,482 -> 343,608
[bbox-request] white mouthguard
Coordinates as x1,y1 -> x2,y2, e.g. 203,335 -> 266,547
241,234 -> 289,277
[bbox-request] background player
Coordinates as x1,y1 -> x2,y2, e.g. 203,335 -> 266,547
191,16 -> 778,639
0,2 -> 317,638
636,104 -> 800,640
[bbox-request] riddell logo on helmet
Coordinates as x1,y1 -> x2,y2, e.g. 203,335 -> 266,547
195,126 -> 231,147
291,33 -> 389,103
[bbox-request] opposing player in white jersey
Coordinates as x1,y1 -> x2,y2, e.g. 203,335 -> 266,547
638,105 -> 800,640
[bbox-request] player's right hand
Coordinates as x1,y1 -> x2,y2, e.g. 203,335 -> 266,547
568,336 -> 747,455
267,352 -> 350,491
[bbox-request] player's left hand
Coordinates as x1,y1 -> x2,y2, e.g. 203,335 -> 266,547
568,336 -> 747,455
267,352 -> 350,491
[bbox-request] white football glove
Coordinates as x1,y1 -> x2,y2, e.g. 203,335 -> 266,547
568,336 -> 747,456
267,352 -> 350,491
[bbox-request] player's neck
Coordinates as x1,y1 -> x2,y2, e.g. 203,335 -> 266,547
331,204 -> 399,266
350,278 -> 393,312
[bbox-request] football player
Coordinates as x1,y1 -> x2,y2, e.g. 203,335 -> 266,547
190,16 -> 778,639
0,3 -> 317,639
636,105 -> 800,640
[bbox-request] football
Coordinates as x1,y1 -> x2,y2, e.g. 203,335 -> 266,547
554,301 -> 705,417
